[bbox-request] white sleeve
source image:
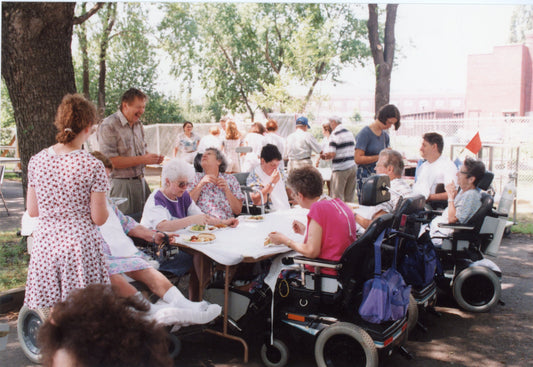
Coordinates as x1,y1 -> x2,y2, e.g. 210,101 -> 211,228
140,191 -> 172,229
187,201 -> 204,216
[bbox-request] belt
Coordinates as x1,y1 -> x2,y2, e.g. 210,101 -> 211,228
292,157 -> 311,161
114,175 -> 144,180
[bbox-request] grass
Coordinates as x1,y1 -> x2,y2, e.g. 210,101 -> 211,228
0,231 -> 29,292
511,213 -> 533,235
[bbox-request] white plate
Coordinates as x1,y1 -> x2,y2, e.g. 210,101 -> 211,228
181,233 -> 216,244
186,224 -> 218,233
243,215 -> 265,222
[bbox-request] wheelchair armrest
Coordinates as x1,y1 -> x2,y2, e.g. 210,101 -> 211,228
437,223 -> 475,230
292,256 -> 342,270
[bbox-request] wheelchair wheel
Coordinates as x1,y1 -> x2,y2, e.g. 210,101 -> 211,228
315,322 -> 378,367
166,332 -> 182,359
260,338 -> 289,367
453,266 -> 501,313
17,305 -> 50,364
407,294 -> 419,333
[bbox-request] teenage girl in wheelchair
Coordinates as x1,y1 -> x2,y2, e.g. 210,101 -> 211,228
420,157 -> 504,313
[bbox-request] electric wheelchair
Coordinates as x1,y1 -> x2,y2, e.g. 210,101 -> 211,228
417,171 -> 506,313
257,176 -> 410,367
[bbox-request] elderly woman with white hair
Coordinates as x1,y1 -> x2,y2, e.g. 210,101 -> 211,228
141,158 -> 238,300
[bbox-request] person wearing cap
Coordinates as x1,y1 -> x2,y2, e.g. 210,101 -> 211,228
285,116 -> 322,173
321,116 -> 357,202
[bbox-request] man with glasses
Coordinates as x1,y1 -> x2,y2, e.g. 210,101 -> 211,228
412,132 -> 458,207
97,88 -> 164,217
355,149 -> 412,230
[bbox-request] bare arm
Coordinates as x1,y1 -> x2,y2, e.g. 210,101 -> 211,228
427,192 -> 449,202
27,187 -> 39,217
109,153 -> 163,169
269,219 -> 323,258
354,149 -> 379,165
90,192 -> 109,226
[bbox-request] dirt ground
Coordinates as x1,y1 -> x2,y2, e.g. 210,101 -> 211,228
2,232 -> 532,367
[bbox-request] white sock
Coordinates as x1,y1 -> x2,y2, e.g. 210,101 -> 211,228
131,292 -> 174,316
162,287 -> 209,311
152,304 -> 222,326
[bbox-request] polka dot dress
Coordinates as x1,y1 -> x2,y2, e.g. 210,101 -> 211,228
24,148 -> 110,309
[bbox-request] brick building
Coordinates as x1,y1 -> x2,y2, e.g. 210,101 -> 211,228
466,32 -> 533,117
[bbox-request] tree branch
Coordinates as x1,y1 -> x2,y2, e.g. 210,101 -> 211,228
264,29 -> 280,74
73,2 -> 105,25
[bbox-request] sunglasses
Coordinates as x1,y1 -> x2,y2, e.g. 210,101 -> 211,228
176,181 -> 189,188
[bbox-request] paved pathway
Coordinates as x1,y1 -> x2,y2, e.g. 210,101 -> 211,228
0,180 -> 24,232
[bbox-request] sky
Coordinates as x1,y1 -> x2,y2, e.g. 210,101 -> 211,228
312,3 -> 517,98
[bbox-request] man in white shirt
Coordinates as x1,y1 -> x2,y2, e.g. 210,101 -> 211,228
412,132 -> 458,206
285,116 -> 322,173
355,149 -> 413,229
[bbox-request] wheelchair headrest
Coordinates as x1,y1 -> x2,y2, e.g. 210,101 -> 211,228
339,213 -> 394,286
360,174 -> 391,206
477,171 -> 494,191
392,194 -> 426,229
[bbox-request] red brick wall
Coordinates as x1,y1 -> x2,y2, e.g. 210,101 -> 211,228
466,44 -> 530,117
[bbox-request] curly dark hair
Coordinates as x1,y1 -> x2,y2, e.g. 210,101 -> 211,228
38,284 -> 172,367
54,94 -> 97,144
287,166 -> 324,199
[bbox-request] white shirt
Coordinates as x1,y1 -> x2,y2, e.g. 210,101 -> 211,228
264,132 -> 286,159
242,132 -> 266,172
141,189 -> 203,230
197,134 -> 222,154
285,129 -> 322,160
250,165 -> 290,212
412,155 -> 458,199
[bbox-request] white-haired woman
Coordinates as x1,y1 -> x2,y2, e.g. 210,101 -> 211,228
141,158 -> 237,300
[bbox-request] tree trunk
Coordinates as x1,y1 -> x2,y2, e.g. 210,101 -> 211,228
97,2 -> 117,120
78,3 -> 90,99
367,4 -> 398,115
2,3 -> 77,200
300,61 -> 325,113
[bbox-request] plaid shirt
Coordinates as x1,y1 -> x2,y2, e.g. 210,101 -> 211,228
97,110 -> 147,179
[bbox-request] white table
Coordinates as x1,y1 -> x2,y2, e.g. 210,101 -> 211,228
173,208 -> 307,362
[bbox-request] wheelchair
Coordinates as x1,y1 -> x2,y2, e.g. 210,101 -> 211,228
255,177 -> 410,367
387,192 -> 438,332
16,213 -> 186,363
417,171 -> 505,313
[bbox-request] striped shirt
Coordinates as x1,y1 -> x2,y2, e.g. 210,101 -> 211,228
329,125 -> 356,171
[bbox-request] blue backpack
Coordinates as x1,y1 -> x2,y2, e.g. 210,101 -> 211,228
398,231 -> 438,289
359,230 -> 411,324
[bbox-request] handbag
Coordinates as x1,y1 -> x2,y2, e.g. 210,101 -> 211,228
359,230 -> 411,324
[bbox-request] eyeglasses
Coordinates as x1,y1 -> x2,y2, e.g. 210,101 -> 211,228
175,181 -> 189,188
459,171 -> 469,175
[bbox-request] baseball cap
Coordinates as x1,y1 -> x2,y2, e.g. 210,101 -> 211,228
295,116 -> 310,128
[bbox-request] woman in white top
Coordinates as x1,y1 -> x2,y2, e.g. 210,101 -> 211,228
222,120 -> 242,173
173,121 -> 200,164
242,122 -> 266,172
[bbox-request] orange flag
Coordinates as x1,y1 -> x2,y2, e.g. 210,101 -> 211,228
465,132 -> 482,154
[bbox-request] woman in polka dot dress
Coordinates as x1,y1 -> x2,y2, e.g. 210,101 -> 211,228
24,94 -> 110,309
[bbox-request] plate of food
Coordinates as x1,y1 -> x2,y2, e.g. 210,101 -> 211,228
182,233 -> 216,244
243,215 -> 265,222
187,224 -> 218,233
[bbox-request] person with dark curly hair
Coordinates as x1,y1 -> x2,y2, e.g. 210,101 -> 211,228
25,93 -> 110,310
38,284 -> 173,367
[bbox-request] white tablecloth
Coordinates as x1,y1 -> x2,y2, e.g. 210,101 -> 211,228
174,208 -> 308,266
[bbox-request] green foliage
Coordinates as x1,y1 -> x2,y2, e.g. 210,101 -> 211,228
509,5 -> 533,43
0,232 -> 29,291
159,3 -> 370,119
1,79 -> 16,146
